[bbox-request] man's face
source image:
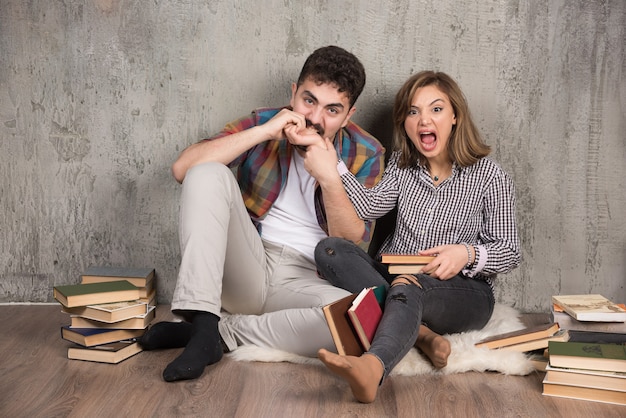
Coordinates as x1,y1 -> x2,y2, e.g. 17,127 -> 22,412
289,77 -> 356,140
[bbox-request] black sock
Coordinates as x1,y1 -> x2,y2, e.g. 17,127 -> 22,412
139,321 -> 193,350
163,312 -> 224,382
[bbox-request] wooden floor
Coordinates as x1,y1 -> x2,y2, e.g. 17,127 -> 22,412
1,305 -> 623,418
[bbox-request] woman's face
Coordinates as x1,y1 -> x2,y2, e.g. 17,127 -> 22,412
404,84 -> 456,163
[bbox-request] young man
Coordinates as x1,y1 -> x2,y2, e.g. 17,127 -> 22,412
140,46 -> 385,382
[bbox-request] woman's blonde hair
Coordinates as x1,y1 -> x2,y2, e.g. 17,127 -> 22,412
392,71 -> 490,169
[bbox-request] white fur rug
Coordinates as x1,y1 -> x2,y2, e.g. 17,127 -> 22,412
226,304 -> 535,376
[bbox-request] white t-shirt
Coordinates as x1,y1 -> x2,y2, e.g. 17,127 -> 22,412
259,150 -> 327,262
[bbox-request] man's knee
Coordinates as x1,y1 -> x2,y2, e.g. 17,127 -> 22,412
186,161 -> 230,182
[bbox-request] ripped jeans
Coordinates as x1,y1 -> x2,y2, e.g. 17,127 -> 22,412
314,237 -> 494,378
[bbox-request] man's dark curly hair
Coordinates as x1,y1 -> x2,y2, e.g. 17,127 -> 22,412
296,46 -> 366,108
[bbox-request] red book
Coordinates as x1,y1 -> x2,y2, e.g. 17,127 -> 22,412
347,288 -> 383,350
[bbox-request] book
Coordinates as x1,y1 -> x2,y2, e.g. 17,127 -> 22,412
62,300 -> 148,323
500,329 -> 569,352
69,305 -> 156,329
542,378 -> 626,406
552,294 -> 626,322
380,254 -> 436,264
61,326 -> 144,347
551,304 -> 626,333
140,288 -> 157,306
347,288 -> 383,351
323,293 -> 364,356
67,341 -> 143,364
475,322 -> 561,349
545,365 -> 626,392
548,341 -> 626,373
567,330 -> 626,345
137,280 -> 155,299
81,266 -> 155,288
387,264 -> 430,274
53,281 -> 140,308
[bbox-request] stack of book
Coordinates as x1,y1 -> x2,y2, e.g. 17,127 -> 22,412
53,267 -> 156,364
541,294 -> 626,405
323,287 -> 385,356
381,254 -> 436,275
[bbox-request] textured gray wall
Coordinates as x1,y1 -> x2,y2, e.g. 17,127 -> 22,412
1,0 -> 625,312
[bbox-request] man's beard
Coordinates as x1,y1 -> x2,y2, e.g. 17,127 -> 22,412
306,119 -> 324,137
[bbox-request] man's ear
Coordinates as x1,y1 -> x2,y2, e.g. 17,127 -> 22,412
341,106 -> 357,128
289,82 -> 298,108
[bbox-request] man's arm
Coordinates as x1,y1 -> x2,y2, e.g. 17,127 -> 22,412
304,138 -> 366,243
171,109 -> 309,183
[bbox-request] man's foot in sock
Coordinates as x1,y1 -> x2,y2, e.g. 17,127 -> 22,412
414,325 -> 451,368
318,349 -> 383,404
162,312 -> 224,382
139,321 -> 193,350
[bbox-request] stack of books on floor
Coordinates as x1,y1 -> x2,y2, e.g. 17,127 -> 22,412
380,253 -> 436,274
53,267 -> 156,364
541,294 -> 626,405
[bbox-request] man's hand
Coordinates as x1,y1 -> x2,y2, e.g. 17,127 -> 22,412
284,123 -> 325,150
303,137 -> 340,184
260,108 -> 309,142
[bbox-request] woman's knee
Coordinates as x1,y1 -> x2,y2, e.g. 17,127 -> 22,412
314,237 -> 353,264
391,274 -> 422,288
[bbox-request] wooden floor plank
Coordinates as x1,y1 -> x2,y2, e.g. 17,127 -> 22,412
0,305 -> 624,417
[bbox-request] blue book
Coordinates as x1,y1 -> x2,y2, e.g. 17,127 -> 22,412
60,325 -> 143,347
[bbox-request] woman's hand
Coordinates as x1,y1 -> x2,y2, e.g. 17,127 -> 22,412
419,244 -> 473,280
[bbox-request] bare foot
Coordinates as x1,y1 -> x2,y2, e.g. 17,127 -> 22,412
318,349 -> 384,403
415,325 -> 451,368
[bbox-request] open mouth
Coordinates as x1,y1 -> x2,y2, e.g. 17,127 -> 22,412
420,131 -> 437,151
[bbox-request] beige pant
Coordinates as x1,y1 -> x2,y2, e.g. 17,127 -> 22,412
171,162 -> 349,356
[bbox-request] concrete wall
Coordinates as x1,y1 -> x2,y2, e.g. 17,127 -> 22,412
1,0 -> 624,312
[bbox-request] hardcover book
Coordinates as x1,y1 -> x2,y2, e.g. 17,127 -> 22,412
551,308 -> 626,333
475,322 -> 560,349
542,378 -> 626,406
347,288 -> 383,351
323,293 -> 363,356
552,294 -> 626,322
62,300 -> 148,323
499,329 -> 569,353
53,281 -> 140,308
61,326 -> 144,347
548,341 -> 626,373
81,266 -> 155,288
380,254 -> 437,264
544,365 -> 626,392
387,264 -> 430,274
67,341 -> 143,364
69,305 -> 156,329
323,287 -> 386,356
567,330 -> 626,345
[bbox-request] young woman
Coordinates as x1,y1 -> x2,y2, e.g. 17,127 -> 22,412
312,71 -> 521,403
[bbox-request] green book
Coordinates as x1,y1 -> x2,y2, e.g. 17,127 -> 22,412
81,266 -> 155,287
548,341 -> 626,373
53,280 -> 140,308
